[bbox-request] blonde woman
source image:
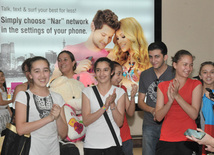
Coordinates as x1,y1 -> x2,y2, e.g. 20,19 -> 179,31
108,17 -> 151,89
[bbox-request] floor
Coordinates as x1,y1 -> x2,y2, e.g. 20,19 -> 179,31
132,136 -> 142,155
133,147 -> 142,155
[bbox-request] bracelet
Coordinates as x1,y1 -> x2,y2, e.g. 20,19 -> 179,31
110,107 -> 116,111
102,106 -> 106,111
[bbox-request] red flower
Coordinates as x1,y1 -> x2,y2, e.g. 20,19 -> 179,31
74,122 -> 83,134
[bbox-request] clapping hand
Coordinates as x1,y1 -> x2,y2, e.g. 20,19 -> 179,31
109,88 -> 116,105
50,104 -> 61,120
167,78 -> 180,103
167,82 -> 175,104
105,89 -> 117,109
131,84 -> 138,98
172,78 -> 180,97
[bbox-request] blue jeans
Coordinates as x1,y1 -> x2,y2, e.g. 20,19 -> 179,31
142,124 -> 161,155
122,139 -> 133,155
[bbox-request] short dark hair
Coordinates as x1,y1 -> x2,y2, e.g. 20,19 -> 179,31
21,58 -> 32,73
148,41 -> 168,56
29,56 -> 50,72
112,61 -> 121,68
93,9 -> 120,31
58,50 -> 77,71
94,57 -> 114,73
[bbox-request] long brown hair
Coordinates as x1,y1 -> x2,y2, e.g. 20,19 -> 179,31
0,70 -> 8,93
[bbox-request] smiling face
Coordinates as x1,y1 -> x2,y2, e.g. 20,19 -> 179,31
173,55 -> 193,78
149,49 -> 167,69
95,61 -> 112,84
199,64 -> 214,86
58,52 -> 75,75
116,29 -> 132,53
92,24 -> 115,50
111,65 -> 123,86
29,60 -> 50,88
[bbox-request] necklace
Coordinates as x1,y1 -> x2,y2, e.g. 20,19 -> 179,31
122,55 -> 139,83
127,55 -> 135,73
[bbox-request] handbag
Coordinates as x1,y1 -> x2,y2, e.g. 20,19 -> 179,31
1,91 -> 31,155
59,140 -> 80,155
92,86 -> 125,155
64,103 -> 86,142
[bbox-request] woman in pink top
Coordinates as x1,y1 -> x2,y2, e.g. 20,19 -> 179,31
155,50 -> 202,155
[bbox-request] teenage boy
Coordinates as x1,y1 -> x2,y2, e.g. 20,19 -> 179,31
138,41 -> 175,155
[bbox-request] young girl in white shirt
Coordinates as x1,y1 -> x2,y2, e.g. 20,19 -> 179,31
82,57 -> 126,155
15,56 -> 68,155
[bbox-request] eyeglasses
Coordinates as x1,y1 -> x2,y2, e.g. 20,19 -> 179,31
154,79 -> 160,92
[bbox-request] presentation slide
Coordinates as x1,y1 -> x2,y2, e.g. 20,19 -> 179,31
0,0 -> 155,94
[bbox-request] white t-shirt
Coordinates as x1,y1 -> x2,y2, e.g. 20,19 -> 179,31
82,85 -> 125,149
0,88 -> 8,109
15,90 -> 65,155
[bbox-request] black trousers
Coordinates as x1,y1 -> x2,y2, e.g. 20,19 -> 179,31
156,141 -> 199,155
84,146 -> 121,155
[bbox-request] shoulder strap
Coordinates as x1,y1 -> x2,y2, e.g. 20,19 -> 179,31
25,91 -> 30,122
92,86 -> 104,107
27,83 -> 30,89
92,86 -> 120,147
10,91 -> 30,123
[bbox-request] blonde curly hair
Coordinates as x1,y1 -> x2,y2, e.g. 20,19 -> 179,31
112,17 -> 151,72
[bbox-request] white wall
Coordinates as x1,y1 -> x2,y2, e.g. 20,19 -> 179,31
162,0 -> 214,76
